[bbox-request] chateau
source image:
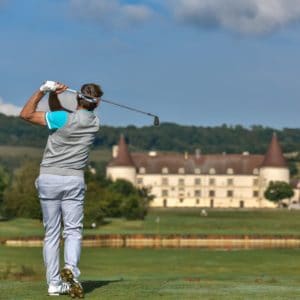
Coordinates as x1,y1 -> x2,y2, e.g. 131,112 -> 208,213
106,134 -> 293,208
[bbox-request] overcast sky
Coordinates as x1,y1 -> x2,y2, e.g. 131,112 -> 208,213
1,0 -> 300,128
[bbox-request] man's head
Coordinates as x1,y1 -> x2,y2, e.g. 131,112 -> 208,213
77,83 -> 104,111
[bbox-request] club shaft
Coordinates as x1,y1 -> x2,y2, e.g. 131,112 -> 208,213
66,88 -> 157,118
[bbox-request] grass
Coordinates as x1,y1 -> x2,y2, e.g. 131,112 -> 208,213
1,246 -> 300,299
2,209 -> 300,239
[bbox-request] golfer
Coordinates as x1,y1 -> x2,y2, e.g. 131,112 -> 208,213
20,81 -> 103,297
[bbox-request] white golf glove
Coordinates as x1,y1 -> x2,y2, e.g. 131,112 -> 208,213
39,80 -> 58,93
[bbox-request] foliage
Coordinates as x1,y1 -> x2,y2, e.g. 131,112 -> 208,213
2,113 -> 300,154
3,161 -> 41,219
0,166 -> 9,212
264,181 -> 294,203
84,175 -> 152,226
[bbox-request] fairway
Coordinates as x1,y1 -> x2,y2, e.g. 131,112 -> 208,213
2,209 -> 300,239
1,246 -> 300,299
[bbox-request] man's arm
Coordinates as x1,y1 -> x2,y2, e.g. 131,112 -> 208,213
20,82 -> 68,126
48,92 -> 73,113
19,90 -> 46,126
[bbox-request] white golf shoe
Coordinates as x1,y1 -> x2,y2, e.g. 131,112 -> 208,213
48,282 -> 70,296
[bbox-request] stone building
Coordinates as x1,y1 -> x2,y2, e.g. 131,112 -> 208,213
106,134 -> 291,208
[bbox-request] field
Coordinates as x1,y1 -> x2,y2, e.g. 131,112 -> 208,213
1,246 -> 300,299
2,209 -> 300,239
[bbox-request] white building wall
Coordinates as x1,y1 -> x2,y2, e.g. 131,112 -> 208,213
134,173 -> 276,208
106,167 -> 136,184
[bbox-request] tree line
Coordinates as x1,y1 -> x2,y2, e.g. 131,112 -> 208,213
0,113 -> 300,154
0,161 -> 152,225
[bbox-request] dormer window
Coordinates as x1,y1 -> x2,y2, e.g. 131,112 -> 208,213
195,168 -> 201,174
227,168 -> 234,175
209,168 -> 216,175
178,168 -> 185,174
253,168 -> 259,175
162,167 -> 168,174
139,167 -> 146,174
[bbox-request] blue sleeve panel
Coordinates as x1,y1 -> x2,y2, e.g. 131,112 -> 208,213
45,111 -> 68,130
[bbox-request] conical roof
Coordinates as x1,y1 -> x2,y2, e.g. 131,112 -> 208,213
261,133 -> 287,168
108,135 -> 135,167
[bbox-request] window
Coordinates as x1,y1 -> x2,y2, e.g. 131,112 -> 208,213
137,178 -> 143,185
179,198 -> 184,203
227,190 -> 234,197
139,167 -> 146,174
210,199 -> 214,208
195,168 -> 201,174
227,178 -> 234,186
209,190 -> 215,197
227,168 -> 234,175
253,179 -> 259,186
196,199 -> 200,205
240,201 -> 244,208
253,191 -> 259,197
178,168 -> 185,174
195,178 -> 201,185
209,168 -> 216,175
178,178 -> 185,186
194,190 -> 201,197
162,167 -> 168,174
209,178 -> 215,186
162,190 -> 168,197
161,177 -> 168,185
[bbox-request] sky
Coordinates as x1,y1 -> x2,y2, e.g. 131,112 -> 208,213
1,0 -> 300,128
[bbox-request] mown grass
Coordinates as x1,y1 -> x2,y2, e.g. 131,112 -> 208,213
1,246 -> 300,299
2,209 -> 300,239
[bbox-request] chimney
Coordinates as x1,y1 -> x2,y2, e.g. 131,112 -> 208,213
112,145 -> 119,158
195,149 -> 201,159
184,152 -> 188,160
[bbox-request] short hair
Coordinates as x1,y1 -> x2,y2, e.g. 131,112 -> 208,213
77,83 -> 104,111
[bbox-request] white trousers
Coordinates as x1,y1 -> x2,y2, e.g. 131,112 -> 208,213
36,174 -> 85,286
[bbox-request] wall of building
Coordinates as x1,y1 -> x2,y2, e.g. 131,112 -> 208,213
135,173 -> 276,208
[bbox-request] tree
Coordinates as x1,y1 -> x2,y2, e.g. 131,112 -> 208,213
0,165 -> 9,213
264,181 -> 294,205
3,161 -> 41,219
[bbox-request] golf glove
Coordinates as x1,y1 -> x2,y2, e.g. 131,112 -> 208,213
40,80 -> 58,93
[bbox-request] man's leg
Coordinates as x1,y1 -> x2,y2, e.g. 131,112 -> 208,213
37,174 -> 65,287
40,199 -> 62,286
61,198 -> 84,278
61,176 -> 85,279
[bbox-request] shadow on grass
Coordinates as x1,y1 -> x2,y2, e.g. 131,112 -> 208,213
82,279 -> 123,294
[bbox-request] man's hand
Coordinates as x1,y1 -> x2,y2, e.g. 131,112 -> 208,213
40,81 -> 68,94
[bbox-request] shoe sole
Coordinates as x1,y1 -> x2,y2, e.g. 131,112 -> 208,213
60,268 -> 84,299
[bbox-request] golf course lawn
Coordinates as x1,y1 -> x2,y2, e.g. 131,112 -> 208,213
2,209 -> 300,238
1,246 -> 300,299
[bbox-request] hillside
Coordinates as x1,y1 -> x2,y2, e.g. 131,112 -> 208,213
0,113 -> 300,154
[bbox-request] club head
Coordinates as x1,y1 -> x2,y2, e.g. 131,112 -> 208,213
154,116 -> 160,126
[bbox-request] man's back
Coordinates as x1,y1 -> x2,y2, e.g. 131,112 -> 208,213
40,109 -> 100,175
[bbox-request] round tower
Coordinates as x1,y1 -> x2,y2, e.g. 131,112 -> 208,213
259,133 -> 289,189
106,135 -> 136,184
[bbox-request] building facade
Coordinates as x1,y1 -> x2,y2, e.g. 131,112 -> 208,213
106,134 -> 291,208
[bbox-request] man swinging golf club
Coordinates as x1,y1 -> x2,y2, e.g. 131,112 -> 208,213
20,80 -> 103,297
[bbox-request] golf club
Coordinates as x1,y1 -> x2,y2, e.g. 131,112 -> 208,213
66,88 -> 160,126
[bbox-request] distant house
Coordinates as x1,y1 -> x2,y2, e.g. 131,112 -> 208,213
106,134 -> 292,208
